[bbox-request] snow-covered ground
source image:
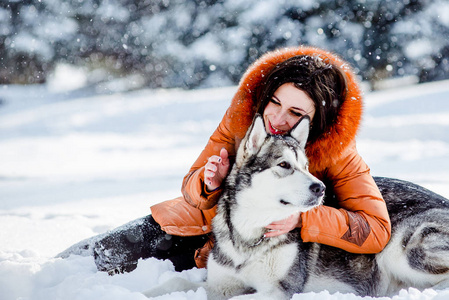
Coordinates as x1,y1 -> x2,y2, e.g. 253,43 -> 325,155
1,79 -> 449,300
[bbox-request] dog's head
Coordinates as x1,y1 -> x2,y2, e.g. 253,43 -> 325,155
232,114 -> 325,225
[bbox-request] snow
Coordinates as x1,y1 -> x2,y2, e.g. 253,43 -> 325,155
10,32 -> 54,60
47,64 -> 88,92
1,79 -> 449,300
403,40 -> 433,60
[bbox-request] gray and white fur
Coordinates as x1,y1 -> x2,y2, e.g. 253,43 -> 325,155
145,115 -> 449,299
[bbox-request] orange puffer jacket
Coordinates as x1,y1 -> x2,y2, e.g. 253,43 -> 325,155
151,46 -> 391,268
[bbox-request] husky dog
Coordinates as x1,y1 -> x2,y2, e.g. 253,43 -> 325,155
145,115 -> 449,299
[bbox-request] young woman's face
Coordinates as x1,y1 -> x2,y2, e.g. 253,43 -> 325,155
263,83 -> 316,135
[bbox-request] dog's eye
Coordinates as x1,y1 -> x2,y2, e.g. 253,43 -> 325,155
278,162 -> 291,169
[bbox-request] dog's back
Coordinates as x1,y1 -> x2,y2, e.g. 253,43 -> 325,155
298,177 -> 449,297
375,177 -> 449,295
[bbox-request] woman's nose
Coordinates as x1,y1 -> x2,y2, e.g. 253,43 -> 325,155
272,110 -> 288,126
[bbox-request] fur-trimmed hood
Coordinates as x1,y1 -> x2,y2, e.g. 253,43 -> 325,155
225,46 -> 364,172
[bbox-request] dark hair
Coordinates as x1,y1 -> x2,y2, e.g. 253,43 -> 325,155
255,55 -> 347,142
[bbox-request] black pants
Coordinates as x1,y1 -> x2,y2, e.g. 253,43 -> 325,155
93,215 -> 209,274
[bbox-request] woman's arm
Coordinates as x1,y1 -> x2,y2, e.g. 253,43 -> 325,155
300,142 -> 391,253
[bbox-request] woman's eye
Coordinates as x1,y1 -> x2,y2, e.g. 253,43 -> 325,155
291,111 -> 303,117
278,162 -> 291,169
270,98 -> 281,105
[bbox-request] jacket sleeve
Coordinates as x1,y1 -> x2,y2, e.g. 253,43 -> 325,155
300,142 -> 391,253
181,108 -> 239,210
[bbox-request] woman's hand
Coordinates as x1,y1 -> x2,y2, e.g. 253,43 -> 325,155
204,148 -> 230,192
264,212 -> 302,238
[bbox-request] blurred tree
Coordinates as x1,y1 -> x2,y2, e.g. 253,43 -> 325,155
0,0 -> 447,89
0,0 -> 49,84
0,0 -> 77,84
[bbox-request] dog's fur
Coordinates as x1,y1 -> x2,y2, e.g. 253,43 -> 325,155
145,115 -> 449,299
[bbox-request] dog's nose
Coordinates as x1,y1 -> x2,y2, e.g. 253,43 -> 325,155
310,182 -> 325,197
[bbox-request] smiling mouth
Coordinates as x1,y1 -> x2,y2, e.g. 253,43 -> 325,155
268,121 -> 286,135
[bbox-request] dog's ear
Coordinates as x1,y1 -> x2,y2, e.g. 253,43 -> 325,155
290,116 -> 310,149
246,114 -> 267,155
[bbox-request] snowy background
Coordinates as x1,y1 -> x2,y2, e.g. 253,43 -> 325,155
1,0 -> 449,299
1,75 -> 449,299
2,0 -> 449,88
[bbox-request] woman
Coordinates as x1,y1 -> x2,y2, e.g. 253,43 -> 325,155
60,46 -> 391,274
